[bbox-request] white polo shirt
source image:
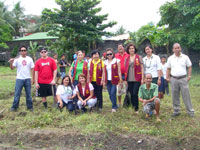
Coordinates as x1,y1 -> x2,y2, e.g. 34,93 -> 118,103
13,56 -> 35,79
143,54 -> 162,78
167,53 -> 192,77
161,63 -> 168,79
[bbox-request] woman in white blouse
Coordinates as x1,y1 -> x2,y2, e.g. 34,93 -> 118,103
143,45 -> 162,86
104,48 -> 122,112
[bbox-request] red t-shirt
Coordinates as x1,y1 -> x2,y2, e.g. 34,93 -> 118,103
115,52 -> 129,75
34,57 -> 57,84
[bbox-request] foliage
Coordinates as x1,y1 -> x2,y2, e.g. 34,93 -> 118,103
114,25 -> 127,36
41,0 -> 117,60
159,0 -> 200,51
11,45 -> 19,58
28,41 -> 42,61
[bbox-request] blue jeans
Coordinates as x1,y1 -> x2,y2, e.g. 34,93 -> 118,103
60,72 -> 66,79
107,81 -> 118,109
12,79 -> 33,109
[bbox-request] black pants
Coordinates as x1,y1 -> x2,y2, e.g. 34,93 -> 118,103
91,81 -> 103,109
164,79 -> 169,95
128,81 -> 141,111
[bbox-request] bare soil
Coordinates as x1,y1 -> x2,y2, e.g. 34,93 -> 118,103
0,129 -> 199,150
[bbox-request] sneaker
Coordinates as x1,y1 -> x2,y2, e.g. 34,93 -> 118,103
171,113 -> 180,117
188,113 -> 195,117
112,109 -> 116,112
10,108 -> 17,112
156,117 -> 161,122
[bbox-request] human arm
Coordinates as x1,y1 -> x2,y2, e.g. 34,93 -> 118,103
187,66 -> 192,81
50,69 -> 57,85
117,61 -> 123,83
141,63 -> 144,84
35,71 -> 40,89
31,68 -> 35,85
9,58 -> 15,70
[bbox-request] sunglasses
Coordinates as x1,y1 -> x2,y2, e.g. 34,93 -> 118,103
40,51 -> 47,53
20,50 -> 27,52
106,53 -> 113,56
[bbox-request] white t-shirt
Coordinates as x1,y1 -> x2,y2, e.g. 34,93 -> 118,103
75,83 -> 94,96
56,85 -> 75,104
167,53 -> 192,76
13,56 -> 34,79
143,54 -> 162,78
161,63 -> 168,79
104,58 -> 120,80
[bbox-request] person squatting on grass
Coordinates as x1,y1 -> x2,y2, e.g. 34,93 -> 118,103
9,46 -> 35,111
138,73 -> 161,122
89,50 -> 105,111
104,48 -> 122,112
34,47 -> 57,109
76,74 -> 97,112
56,75 -> 76,112
124,43 -> 144,113
166,43 -> 195,117
115,44 -> 129,106
69,51 -> 88,86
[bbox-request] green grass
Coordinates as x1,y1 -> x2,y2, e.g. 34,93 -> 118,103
0,66 -> 200,143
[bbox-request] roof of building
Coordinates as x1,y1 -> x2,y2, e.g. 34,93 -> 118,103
103,33 -> 129,41
13,32 -> 58,41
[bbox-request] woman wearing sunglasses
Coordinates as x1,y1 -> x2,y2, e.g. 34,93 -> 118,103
104,48 -> 122,112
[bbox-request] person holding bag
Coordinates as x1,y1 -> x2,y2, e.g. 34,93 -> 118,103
104,48 -> 122,112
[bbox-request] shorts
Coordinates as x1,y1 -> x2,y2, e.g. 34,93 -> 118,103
143,98 -> 160,114
117,81 -> 127,96
37,84 -> 57,97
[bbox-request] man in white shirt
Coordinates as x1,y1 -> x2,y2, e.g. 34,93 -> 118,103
9,46 -> 35,111
166,43 -> 194,117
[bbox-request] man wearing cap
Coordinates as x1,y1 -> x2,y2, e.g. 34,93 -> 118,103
9,46 -> 35,111
34,48 -> 57,109
166,43 -> 194,117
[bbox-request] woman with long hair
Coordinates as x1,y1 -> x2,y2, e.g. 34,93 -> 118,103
56,75 -> 76,112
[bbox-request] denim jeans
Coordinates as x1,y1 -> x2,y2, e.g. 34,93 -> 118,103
11,79 -> 33,109
107,81 -> 118,109
60,72 -> 66,79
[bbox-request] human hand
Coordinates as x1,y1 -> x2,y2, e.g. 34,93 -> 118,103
157,79 -> 161,86
35,83 -> 40,89
50,80 -> 56,85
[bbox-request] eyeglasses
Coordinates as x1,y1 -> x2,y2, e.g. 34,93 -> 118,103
20,50 -> 27,52
40,51 -> 47,53
106,53 -> 113,56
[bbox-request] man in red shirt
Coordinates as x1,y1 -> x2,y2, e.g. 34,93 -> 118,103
35,48 -> 57,109
115,44 -> 129,106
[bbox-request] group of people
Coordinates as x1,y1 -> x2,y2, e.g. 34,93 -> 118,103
8,42 -> 195,122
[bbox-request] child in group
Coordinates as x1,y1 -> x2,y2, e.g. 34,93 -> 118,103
56,75 -> 76,112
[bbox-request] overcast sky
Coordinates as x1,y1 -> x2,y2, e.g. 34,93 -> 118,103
4,0 -> 172,32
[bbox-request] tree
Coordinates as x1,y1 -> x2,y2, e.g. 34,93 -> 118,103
159,0 -> 200,51
114,25 -> 127,36
41,0 -> 117,59
28,41 -> 42,61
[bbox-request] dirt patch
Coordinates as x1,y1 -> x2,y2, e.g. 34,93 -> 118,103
0,129 -> 199,150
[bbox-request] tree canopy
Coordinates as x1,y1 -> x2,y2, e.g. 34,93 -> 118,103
41,0 -> 117,57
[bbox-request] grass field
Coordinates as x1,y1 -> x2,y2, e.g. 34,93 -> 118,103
0,66 -> 200,149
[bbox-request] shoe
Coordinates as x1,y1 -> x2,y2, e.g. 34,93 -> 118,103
28,108 -> 34,112
145,114 -> 149,118
156,117 -> 161,122
10,108 -> 17,112
89,107 -> 93,112
135,111 -> 139,114
112,109 -> 116,112
171,113 -> 180,117
188,113 -> 195,117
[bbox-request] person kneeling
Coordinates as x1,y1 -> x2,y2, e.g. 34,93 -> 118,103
138,73 -> 161,122
76,74 -> 97,112
56,75 -> 76,112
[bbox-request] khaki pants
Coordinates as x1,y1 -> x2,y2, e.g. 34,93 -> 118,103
170,77 -> 194,114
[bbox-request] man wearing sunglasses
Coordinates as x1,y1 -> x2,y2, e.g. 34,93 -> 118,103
34,48 -> 57,109
9,46 -> 35,111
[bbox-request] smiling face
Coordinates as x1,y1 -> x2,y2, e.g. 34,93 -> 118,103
128,46 -> 135,55
106,50 -> 113,59
118,44 -> 124,53
63,77 -> 69,86
145,46 -> 153,56
145,73 -> 152,86
92,52 -> 100,60
78,76 -> 86,84
77,52 -> 83,61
